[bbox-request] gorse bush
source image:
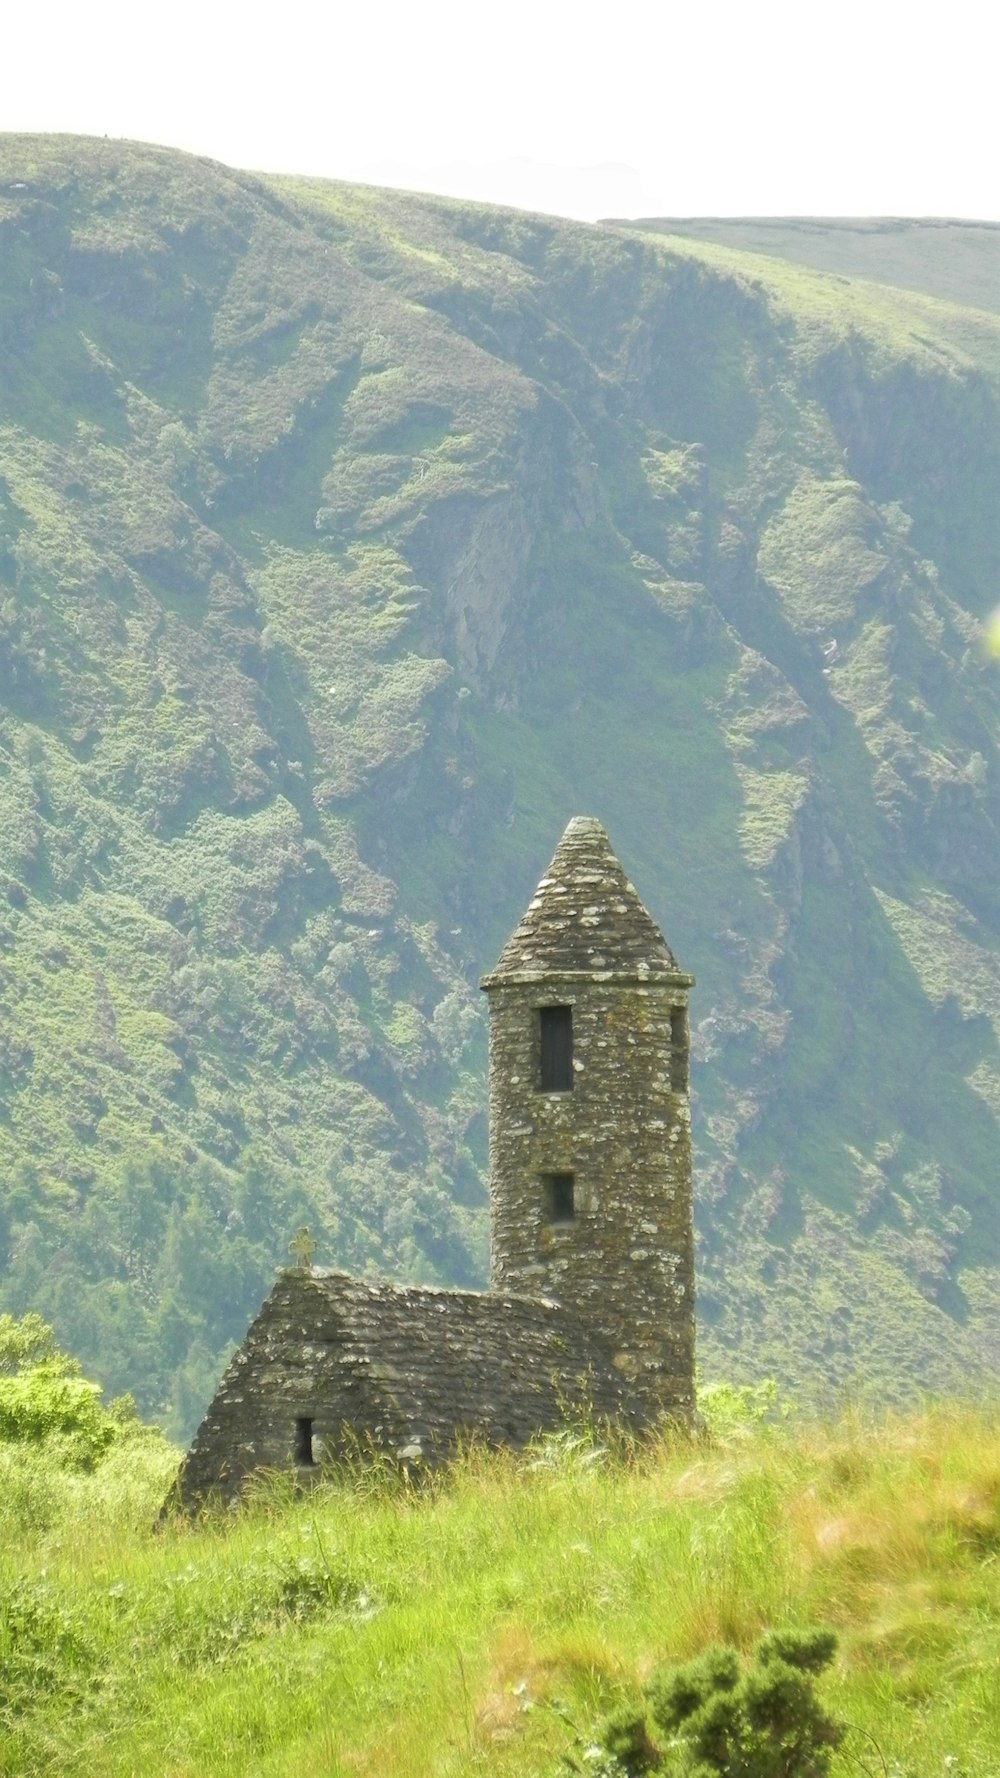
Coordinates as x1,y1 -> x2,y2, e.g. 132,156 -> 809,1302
594,1629 -> 843,1777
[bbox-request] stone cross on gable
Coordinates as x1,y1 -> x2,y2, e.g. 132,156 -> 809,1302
290,1227 -> 317,1271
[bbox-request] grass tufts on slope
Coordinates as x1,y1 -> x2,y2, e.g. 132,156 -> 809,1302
2,1402 -> 1000,1775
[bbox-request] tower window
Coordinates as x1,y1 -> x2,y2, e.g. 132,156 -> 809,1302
670,1006 -> 689,1093
544,1172 -> 576,1223
294,1417 -> 315,1465
539,1005 -> 573,1091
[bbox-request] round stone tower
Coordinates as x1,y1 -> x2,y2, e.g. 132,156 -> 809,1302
480,816 -> 695,1423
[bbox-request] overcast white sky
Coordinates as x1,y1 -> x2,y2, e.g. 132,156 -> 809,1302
6,0 -> 997,222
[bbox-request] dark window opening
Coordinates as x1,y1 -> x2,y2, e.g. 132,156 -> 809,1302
670,1006 -> 689,1093
294,1416 -> 315,1465
539,1005 -> 573,1091
544,1172 -> 576,1223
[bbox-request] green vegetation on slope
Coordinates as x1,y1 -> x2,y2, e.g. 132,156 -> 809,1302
1,136 -> 1000,1431
3,1375 -> 1000,1776
622,216 -> 1000,315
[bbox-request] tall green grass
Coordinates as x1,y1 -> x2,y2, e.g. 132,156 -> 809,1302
2,1404 -> 999,1775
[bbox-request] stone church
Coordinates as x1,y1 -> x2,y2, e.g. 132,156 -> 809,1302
175,817 -> 695,1505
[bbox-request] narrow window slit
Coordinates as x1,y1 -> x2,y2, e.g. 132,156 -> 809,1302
544,1172 -> 576,1223
670,1006 -> 689,1094
294,1416 -> 315,1465
539,1005 -> 573,1091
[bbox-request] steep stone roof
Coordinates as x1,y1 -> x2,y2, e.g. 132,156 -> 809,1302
483,816 -> 689,983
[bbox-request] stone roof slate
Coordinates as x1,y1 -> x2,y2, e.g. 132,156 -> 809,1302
175,1269 -> 634,1502
301,1270 -> 630,1436
483,815 -> 688,983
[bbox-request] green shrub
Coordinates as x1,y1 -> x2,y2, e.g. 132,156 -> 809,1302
0,1312 -> 163,1470
0,1311 -> 65,1374
0,1365 -> 114,1463
697,1380 -> 792,1440
596,1629 -> 843,1777
599,1704 -> 660,1774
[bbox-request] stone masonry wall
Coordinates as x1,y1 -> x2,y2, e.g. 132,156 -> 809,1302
485,975 -> 695,1423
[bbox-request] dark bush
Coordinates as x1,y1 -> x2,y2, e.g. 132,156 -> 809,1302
596,1629 -> 843,1778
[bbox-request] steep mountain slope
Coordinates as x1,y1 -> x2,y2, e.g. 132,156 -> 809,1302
1,136 -> 999,1431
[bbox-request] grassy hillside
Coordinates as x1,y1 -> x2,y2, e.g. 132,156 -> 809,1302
1,136 -> 1000,1432
3,1399 -> 1000,1775
616,216 -> 1000,313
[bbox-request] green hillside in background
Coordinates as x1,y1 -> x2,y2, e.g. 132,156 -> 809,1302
616,216 -> 1000,314
1,136 -> 1000,1435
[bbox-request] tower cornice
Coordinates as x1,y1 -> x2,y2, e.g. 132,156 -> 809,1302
481,968 -> 695,991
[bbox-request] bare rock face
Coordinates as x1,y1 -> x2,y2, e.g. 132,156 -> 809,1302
174,818 -> 695,1505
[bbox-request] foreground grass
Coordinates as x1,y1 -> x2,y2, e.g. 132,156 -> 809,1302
2,1405 -> 1000,1775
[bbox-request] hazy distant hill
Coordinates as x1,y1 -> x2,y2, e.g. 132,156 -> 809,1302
1,136 -> 1000,1432
616,216 -> 1000,314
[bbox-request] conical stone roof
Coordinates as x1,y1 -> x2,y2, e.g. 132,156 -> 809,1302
483,816 -> 690,983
